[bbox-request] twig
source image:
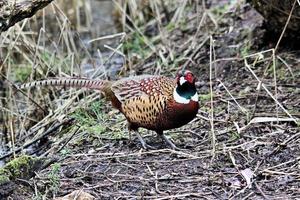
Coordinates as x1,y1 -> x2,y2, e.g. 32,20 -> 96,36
251,0 -> 298,118
42,125 -> 81,158
0,118 -> 74,160
254,182 -> 270,200
209,36 -> 216,157
244,60 -> 296,122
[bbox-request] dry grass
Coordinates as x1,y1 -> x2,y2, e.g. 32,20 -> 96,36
0,0 -> 299,199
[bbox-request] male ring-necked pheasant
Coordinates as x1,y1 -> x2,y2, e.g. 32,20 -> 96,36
20,70 -> 199,149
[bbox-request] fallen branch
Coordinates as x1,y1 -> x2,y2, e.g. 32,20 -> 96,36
0,0 -> 53,32
0,118 -> 74,160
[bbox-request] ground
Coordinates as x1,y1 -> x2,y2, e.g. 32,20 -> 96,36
0,0 -> 299,199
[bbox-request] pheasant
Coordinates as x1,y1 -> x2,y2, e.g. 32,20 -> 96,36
19,70 -> 199,149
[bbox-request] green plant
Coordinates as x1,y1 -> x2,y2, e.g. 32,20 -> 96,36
228,130 -> 240,141
166,22 -> 176,31
211,4 -> 230,16
240,40 -> 251,58
123,32 -> 149,58
31,191 -> 44,200
48,163 -> 61,194
71,101 -> 127,140
200,93 -> 213,102
14,65 -> 32,82
59,148 -> 71,157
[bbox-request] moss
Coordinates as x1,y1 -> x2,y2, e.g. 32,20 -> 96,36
0,155 -> 38,184
0,168 -> 11,184
5,155 -> 34,177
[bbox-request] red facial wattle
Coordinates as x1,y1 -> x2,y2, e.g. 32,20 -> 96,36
185,73 -> 194,84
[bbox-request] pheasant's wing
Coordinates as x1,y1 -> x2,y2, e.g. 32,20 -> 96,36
111,75 -> 175,103
111,75 -> 176,129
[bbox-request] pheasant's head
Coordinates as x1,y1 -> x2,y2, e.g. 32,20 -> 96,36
176,70 -> 196,85
174,70 -> 198,104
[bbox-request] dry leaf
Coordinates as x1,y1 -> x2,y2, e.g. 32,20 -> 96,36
55,190 -> 94,200
241,168 -> 254,188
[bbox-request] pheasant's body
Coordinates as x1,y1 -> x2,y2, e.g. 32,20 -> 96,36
108,75 -> 198,132
20,71 -> 199,149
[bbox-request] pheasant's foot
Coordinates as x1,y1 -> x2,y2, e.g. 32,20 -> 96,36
159,134 -> 181,150
135,131 -> 154,150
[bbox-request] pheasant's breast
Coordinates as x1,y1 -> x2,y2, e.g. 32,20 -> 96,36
155,99 -> 199,131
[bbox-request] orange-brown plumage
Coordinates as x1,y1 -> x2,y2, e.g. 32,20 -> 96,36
20,70 -> 199,149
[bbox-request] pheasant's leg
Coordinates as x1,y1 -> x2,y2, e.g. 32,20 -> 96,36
128,131 -> 132,142
157,131 -> 179,150
134,131 -> 154,150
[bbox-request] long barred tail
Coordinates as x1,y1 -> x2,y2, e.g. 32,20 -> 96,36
19,78 -> 110,91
